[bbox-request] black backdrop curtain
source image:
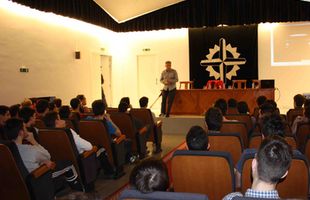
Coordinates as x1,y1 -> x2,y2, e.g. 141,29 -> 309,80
189,25 -> 258,89
11,0 -> 310,32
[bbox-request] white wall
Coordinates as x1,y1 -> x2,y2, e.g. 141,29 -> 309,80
258,23 -> 310,113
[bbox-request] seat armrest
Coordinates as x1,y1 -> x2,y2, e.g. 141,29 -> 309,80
138,126 -> 147,135
114,134 -> 126,144
81,146 -> 98,158
31,162 -> 55,178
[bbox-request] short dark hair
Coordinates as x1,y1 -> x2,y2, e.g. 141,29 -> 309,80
257,96 -> 267,107
129,159 -> 169,193
205,107 -> 223,131
76,94 -> 86,101
59,106 -> 71,119
0,105 -> 9,116
294,94 -> 305,108
228,98 -> 237,108
36,99 -> 49,114
70,98 -> 80,110
43,111 -> 58,128
257,135 -> 292,184
9,104 -> 20,118
260,102 -> 276,115
54,98 -> 62,108
19,107 -> 35,123
186,126 -> 209,150
120,97 -> 130,106
48,102 -> 55,111
139,96 -> 149,108
118,102 -> 129,113
261,114 -> 285,137
92,100 -> 106,116
214,99 -> 227,115
4,118 -> 24,140
237,101 -> 249,114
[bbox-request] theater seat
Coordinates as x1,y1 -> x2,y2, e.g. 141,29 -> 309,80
79,120 -> 126,173
221,121 -> 248,148
296,122 -> 310,152
0,141 -> 55,200
38,128 -> 97,191
171,150 -> 235,200
120,189 -> 209,200
110,112 -> 148,158
287,108 -> 304,126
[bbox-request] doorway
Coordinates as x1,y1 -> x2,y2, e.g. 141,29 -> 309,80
100,55 -> 112,106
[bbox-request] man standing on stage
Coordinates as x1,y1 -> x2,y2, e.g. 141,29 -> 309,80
160,61 -> 178,117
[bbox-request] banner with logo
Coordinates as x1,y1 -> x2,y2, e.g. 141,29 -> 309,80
189,25 -> 258,88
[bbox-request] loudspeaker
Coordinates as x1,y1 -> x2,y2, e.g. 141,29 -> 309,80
75,51 -> 81,59
260,79 -> 275,88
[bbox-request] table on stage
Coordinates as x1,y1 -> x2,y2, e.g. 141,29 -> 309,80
170,89 -> 274,115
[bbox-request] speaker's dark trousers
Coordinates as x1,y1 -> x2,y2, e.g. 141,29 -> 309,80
161,89 -> 176,117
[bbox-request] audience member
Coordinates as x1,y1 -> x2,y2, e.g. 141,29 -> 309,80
120,97 -> 133,109
21,98 -> 33,108
19,106 -> 39,142
35,99 -> 49,119
54,98 -> 62,111
292,106 -> 310,134
48,102 -> 56,112
0,105 -> 10,139
237,101 -> 249,114
129,159 -> 169,193
205,107 -> 223,133
293,94 -> 305,109
59,106 -> 71,119
224,135 -> 292,199
70,98 -> 81,121
186,126 -> 209,150
227,98 -> 238,114
9,104 -> 20,118
77,94 -> 90,113
139,96 -> 156,121
5,118 -> 83,191
214,98 -> 228,116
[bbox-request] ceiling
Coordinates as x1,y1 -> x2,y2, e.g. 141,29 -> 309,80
93,0 -> 185,23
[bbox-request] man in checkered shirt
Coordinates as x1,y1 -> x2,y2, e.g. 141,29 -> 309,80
223,135 -> 292,199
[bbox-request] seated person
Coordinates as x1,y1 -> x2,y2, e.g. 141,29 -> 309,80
214,99 -> 235,122
293,94 -> 305,110
9,104 -> 20,118
88,100 -> 137,164
205,107 -> 223,134
59,105 -> 79,132
237,101 -> 249,115
253,95 -> 267,120
5,118 -> 83,191
43,111 -> 116,176
53,98 -> 62,112
139,96 -> 156,122
35,99 -> 49,119
292,106 -> 310,135
77,94 -> 90,113
70,98 -> 81,121
129,158 -> 169,193
120,97 -> 133,109
19,106 -> 39,142
186,126 -> 210,151
21,98 -> 33,108
0,105 -> 11,139
227,98 -> 238,114
224,135 -> 292,199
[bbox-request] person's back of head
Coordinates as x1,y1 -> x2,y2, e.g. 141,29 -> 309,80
9,104 -> 20,118
205,107 -> 223,131
48,102 -> 56,112
59,106 -> 71,119
139,96 -> 149,108
294,94 -> 305,109
228,98 -> 238,108
92,100 -> 105,116
43,111 -> 59,128
256,135 -> 292,184
260,102 -> 276,117
118,102 -> 129,113
256,96 -> 267,107
76,94 -> 86,103
261,114 -> 285,138
214,98 -> 227,115
186,126 -> 209,150
120,97 -> 130,106
70,98 -> 80,110
19,106 -> 35,124
35,99 -> 49,114
4,118 -> 24,141
21,98 -> 33,107
0,105 -> 11,125
237,101 -> 249,114
129,158 -> 169,193
54,98 -> 62,108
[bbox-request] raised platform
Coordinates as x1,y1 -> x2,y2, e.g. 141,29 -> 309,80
159,115 -> 205,135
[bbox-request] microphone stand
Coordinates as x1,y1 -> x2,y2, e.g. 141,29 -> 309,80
149,91 -> 163,109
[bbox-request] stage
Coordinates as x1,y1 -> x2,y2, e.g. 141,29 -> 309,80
170,88 -> 274,115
